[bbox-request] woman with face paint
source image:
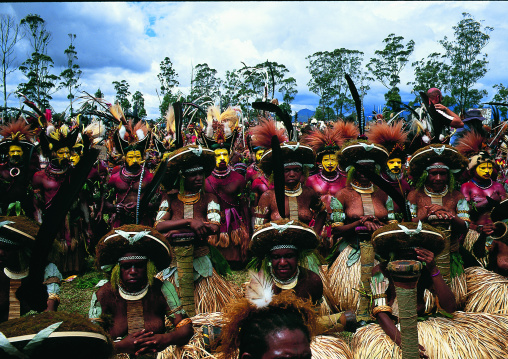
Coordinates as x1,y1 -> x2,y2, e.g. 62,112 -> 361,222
407,144 -> 470,307
327,139 -> 398,322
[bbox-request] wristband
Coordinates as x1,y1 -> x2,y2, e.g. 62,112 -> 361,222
431,269 -> 441,277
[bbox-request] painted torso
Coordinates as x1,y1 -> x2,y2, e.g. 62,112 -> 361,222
205,167 -> 246,210
306,171 -> 347,212
461,180 -> 506,225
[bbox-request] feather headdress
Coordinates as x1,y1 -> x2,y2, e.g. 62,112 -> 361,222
0,118 -> 34,143
368,121 -> 408,159
200,106 -> 239,151
250,118 -> 288,149
455,131 -> 494,171
83,120 -> 106,146
301,124 -> 343,162
333,120 -> 360,144
244,270 -> 274,309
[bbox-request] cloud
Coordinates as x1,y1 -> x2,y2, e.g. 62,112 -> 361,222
1,1 -> 507,120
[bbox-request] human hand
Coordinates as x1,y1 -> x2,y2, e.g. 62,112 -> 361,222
481,222 -> 495,235
415,247 -> 437,273
114,330 -> 154,355
189,219 -> 210,239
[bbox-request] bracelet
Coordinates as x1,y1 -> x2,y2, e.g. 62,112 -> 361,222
431,269 -> 441,277
372,305 -> 392,316
372,294 -> 387,300
176,318 -> 192,328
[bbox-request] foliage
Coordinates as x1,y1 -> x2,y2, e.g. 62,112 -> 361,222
112,79 -> 131,111
367,33 -> 415,90
307,48 -> 369,120
439,12 -> 493,113
157,56 -> 179,95
58,33 -> 82,115
0,14 -> 23,118
131,90 -> 147,119
408,52 -> 450,104
492,83 -> 508,119
190,63 -> 221,107
17,14 -> 59,110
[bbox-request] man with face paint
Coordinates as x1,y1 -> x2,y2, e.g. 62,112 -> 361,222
368,121 -> 411,202
32,121 -> 84,274
104,121 -> 154,229
456,132 -> 507,267
202,106 -> 250,269
248,146 -> 274,231
0,119 -> 39,218
302,123 -> 351,251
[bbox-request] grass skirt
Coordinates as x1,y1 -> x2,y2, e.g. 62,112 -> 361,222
465,267 -> 508,314
351,312 -> 508,359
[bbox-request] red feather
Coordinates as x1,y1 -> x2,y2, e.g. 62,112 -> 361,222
250,118 -> 288,149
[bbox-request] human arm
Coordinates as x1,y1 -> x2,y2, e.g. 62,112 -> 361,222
434,104 -> 463,128
415,247 -> 456,313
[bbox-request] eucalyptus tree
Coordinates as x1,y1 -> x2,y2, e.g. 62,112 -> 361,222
59,33 -> 82,115
439,12 -> 493,112
17,14 -> 59,110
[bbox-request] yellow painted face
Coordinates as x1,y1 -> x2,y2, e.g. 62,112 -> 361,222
125,150 -> 143,167
70,151 -> 80,166
321,154 -> 338,172
8,145 -> 23,158
476,162 -> 493,179
214,148 -> 229,167
255,149 -> 265,163
387,158 -> 402,174
56,147 -> 70,163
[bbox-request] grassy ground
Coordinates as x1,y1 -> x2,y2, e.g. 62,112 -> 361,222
59,256 -> 249,317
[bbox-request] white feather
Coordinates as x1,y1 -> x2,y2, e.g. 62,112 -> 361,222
136,128 -> 145,141
119,125 -> 127,140
245,270 -> 274,309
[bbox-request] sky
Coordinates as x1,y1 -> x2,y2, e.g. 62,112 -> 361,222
1,1 -> 508,121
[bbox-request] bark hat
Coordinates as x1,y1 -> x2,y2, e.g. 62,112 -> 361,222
372,221 -> 445,261
95,224 -> 171,272
163,144 -> 216,190
0,216 -> 39,247
0,312 -> 112,359
249,219 -> 318,259
408,143 -> 467,180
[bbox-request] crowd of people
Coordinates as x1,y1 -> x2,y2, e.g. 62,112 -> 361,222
0,87 -> 508,359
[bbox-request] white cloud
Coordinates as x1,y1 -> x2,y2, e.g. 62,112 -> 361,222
1,1 -> 507,119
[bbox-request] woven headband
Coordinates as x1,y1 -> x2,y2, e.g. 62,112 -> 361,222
118,255 -> 148,262
270,244 -> 298,251
284,162 -> 303,167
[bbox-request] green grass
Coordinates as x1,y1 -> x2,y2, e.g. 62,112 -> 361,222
59,260 -> 249,318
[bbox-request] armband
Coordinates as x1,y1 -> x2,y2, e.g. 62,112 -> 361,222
176,318 -> 192,328
207,201 -> 221,224
372,305 -> 393,316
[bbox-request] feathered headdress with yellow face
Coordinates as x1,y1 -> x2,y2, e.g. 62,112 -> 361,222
38,113 -> 80,156
199,106 -> 239,152
0,118 -> 36,155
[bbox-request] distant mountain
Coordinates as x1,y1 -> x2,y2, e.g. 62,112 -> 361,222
295,109 -> 315,122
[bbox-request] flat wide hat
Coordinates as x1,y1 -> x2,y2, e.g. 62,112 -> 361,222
259,142 -> 315,176
372,222 -> 445,261
95,224 -> 171,271
249,219 -> 318,258
0,312 -> 113,359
